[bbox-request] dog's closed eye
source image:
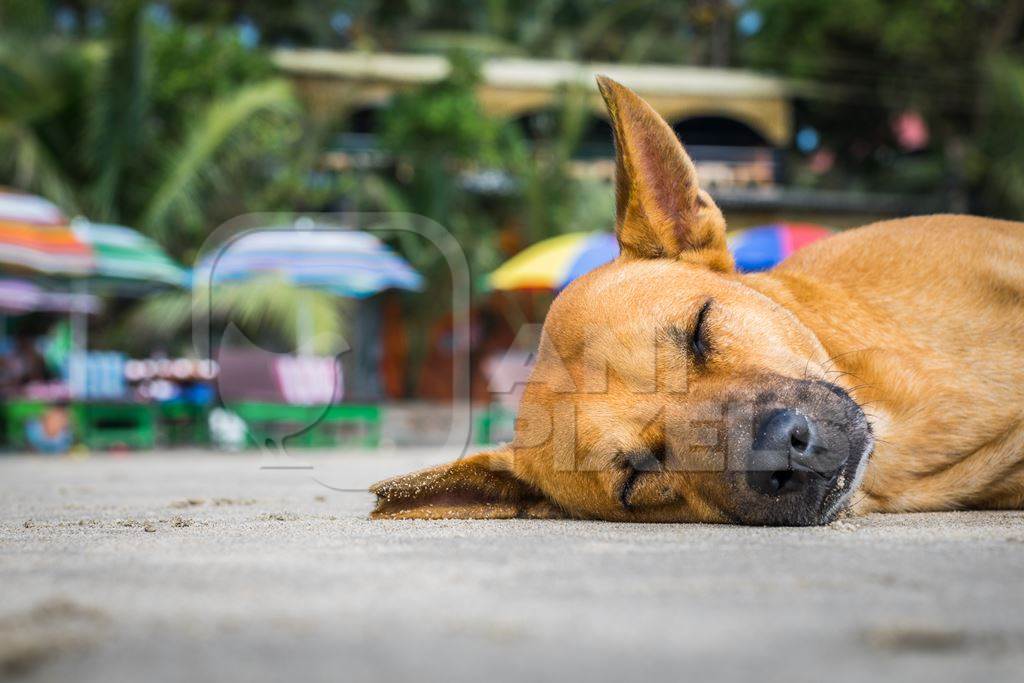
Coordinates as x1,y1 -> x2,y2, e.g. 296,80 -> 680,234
669,298 -> 714,366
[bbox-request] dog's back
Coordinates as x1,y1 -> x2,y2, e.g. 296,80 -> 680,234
759,215 -> 1024,511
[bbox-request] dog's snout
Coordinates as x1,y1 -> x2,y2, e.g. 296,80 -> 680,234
746,410 -> 837,496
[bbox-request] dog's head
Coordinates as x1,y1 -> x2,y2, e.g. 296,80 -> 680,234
372,77 -> 873,526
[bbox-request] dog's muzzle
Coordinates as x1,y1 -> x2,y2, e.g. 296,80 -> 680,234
729,383 -> 871,525
746,409 -> 848,496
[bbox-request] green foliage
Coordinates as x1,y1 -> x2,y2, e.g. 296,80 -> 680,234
745,0 -> 1004,110
0,37 -> 87,211
360,53 -> 610,284
140,80 -> 297,241
380,51 -> 502,164
0,7 -> 309,254
504,83 -> 609,245
977,57 -> 1024,218
744,0 -> 1024,214
0,2 -> 346,354
144,0 -> 741,65
370,0 -> 739,64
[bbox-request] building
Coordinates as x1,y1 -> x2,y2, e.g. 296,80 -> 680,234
275,49 -> 945,229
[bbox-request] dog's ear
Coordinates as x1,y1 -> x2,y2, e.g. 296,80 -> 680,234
369,446 -> 566,520
596,75 -> 732,271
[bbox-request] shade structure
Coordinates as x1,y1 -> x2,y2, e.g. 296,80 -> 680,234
488,231 -> 619,291
727,223 -> 834,273
0,278 -> 101,315
194,226 -> 423,297
71,221 -> 188,288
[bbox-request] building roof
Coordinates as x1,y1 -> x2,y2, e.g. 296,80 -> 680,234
274,49 -> 791,98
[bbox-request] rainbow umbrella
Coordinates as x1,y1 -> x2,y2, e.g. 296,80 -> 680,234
488,231 -> 619,291
727,223 -> 834,273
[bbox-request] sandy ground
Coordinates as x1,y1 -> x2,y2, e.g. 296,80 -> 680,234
1,449 -> 1023,683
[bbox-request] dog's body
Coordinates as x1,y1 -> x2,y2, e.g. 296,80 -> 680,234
372,78 -> 1024,525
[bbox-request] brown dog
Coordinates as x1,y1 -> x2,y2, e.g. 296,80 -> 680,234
371,76 -> 1024,525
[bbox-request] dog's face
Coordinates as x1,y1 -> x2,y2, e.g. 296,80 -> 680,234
372,77 -> 873,525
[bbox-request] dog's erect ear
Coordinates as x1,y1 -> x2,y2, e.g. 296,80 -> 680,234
369,446 -> 566,520
596,75 -> 732,271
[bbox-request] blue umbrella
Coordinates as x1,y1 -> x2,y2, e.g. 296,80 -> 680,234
195,226 -> 423,297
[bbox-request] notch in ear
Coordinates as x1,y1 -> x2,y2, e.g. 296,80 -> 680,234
369,446 -> 566,520
596,75 -> 732,271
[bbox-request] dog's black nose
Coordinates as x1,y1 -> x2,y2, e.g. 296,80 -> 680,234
747,410 -> 836,496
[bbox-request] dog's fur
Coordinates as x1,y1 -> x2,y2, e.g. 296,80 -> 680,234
371,77 -> 1024,525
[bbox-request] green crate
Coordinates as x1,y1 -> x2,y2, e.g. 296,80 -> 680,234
4,400 -> 49,450
158,402 -> 211,447
3,400 -> 156,451
232,402 -> 381,448
74,403 -> 156,450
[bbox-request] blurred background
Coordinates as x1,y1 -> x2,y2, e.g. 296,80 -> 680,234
1,0 -> 1022,454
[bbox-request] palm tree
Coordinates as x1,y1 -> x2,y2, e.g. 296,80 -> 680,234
0,3 -> 344,353
0,3 -> 298,250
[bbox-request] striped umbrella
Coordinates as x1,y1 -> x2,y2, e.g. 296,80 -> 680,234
0,278 -> 101,314
195,225 -> 423,297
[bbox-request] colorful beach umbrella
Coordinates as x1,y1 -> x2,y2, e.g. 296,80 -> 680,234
727,223 -> 834,273
488,231 -> 619,291
488,223 -> 836,291
195,225 -> 423,298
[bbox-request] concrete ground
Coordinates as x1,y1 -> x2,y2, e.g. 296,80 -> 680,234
1,450 -> 1023,683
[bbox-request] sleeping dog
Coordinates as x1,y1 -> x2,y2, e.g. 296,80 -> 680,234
371,76 -> 1024,525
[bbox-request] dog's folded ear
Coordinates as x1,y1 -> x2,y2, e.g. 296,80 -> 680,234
369,446 -> 567,520
596,75 -> 732,271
